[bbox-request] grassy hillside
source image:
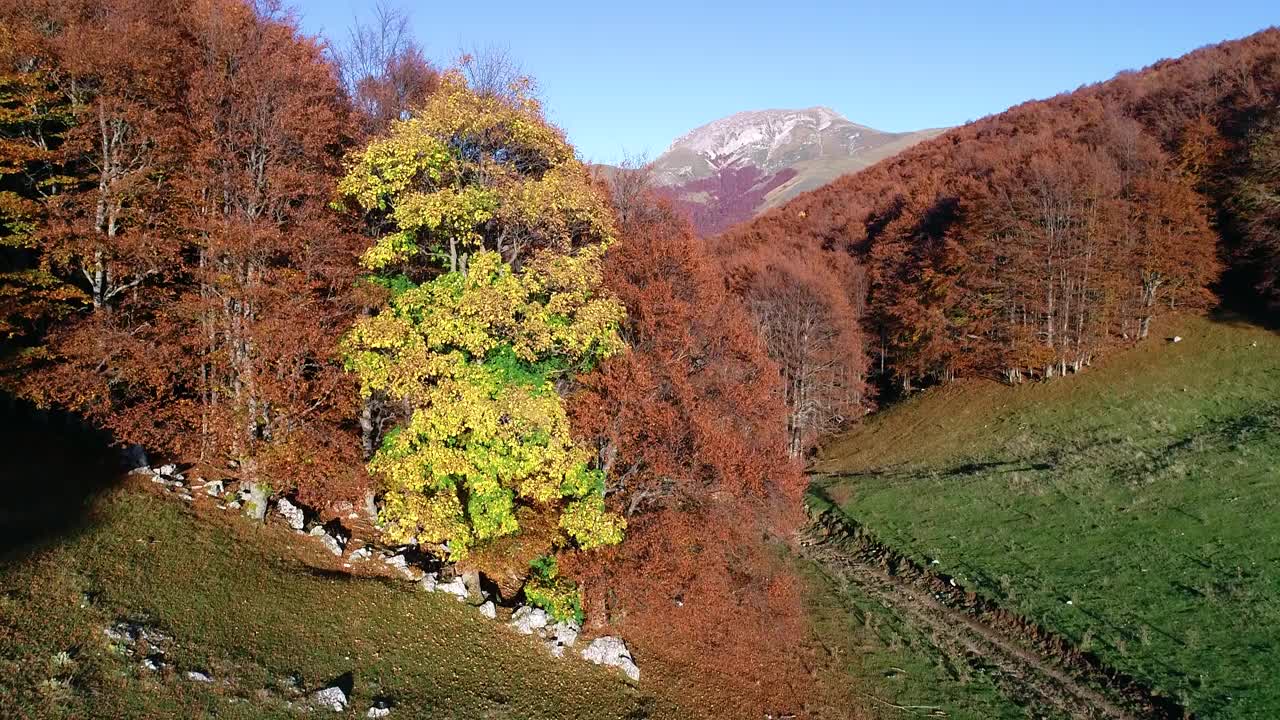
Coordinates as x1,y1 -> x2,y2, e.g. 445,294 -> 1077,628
0,483 -> 684,720
814,314 -> 1280,718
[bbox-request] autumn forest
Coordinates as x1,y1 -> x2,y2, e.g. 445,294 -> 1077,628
2,1 -> 1279,717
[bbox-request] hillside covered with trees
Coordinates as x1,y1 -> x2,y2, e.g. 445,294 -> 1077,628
0,0 -> 813,714
1,1 -> 1279,717
723,28 -> 1280,397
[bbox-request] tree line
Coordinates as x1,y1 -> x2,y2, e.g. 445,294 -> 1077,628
723,28 -> 1280,397
0,0 -> 817,714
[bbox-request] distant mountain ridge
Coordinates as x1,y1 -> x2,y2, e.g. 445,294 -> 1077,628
642,107 -> 944,235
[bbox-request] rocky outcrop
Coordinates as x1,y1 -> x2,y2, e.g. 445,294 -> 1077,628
509,605 -> 549,635
276,498 -> 306,531
309,685 -> 348,712
581,636 -> 639,681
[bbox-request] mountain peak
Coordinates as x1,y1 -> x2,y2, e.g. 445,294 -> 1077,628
646,107 -> 945,236
665,106 -> 861,161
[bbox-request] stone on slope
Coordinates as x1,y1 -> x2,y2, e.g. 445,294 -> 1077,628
581,636 -> 639,681
310,685 -> 348,712
436,576 -> 468,602
309,526 -> 344,556
509,605 -> 549,635
276,498 -> 306,531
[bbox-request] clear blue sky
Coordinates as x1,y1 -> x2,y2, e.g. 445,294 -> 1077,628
291,1 -> 1278,164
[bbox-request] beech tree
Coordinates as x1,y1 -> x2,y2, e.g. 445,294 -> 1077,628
335,2 -> 438,138
338,72 -> 626,565
0,26 -> 79,356
6,0 -> 366,503
567,183 -> 814,716
725,247 -> 867,456
1234,111 -> 1280,307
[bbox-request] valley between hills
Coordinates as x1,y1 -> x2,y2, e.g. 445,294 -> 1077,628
2,4 -> 1279,719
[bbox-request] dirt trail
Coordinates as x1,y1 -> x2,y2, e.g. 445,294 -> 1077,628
801,502 -> 1186,720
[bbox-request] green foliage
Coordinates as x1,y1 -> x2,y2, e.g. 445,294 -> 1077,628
815,315 -> 1280,718
523,556 -> 583,624
339,72 -> 626,561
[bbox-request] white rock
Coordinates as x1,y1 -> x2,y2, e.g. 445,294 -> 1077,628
310,685 -> 348,712
478,601 -> 497,619
349,547 -> 372,562
312,529 -> 343,556
157,463 -> 179,478
276,498 -> 306,531
186,670 -> 213,683
417,573 -> 438,592
1172,336 -> 1183,343
581,636 -> 639,681
366,704 -> 392,718
551,621 -> 579,648
142,656 -> 164,672
436,576 -> 468,602
509,605 -> 549,635
382,553 -> 421,580
204,479 -> 225,497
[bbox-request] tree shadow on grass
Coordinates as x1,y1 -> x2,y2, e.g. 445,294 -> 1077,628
0,391 -> 123,562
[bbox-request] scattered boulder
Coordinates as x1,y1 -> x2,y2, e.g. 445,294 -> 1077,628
509,605 -> 549,635
417,573 -> 438,592
141,655 -> 165,672
581,636 -> 639,681
276,498 -> 306,531
240,482 -> 268,522
551,621 -> 579,647
546,621 -> 580,657
382,553 -> 421,580
478,601 -> 497,619
461,570 -> 483,599
309,526 -> 345,556
363,489 -> 379,523
349,547 -> 373,562
366,700 -> 393,718
203,479 -> 225,497
155,463 -> 182,480
436,576 -> 468,602
1170,335 -> 1184,343
310,685 -> 348,712
186,670 -> 213,683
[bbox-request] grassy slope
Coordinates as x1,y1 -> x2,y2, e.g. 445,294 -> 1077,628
799,556 -> 1038,720
814,314 -> 1280,718
0,484 -> 685,720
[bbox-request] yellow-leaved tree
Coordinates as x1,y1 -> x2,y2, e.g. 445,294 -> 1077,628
337,70 -> 625,614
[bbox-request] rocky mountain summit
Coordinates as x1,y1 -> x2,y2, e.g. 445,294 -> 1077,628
645,107 -> 943,235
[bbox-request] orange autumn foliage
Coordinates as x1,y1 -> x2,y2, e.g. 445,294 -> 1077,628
566,184 -> 816,716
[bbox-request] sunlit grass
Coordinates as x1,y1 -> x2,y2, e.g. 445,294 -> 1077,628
815,313 -> 1280,718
